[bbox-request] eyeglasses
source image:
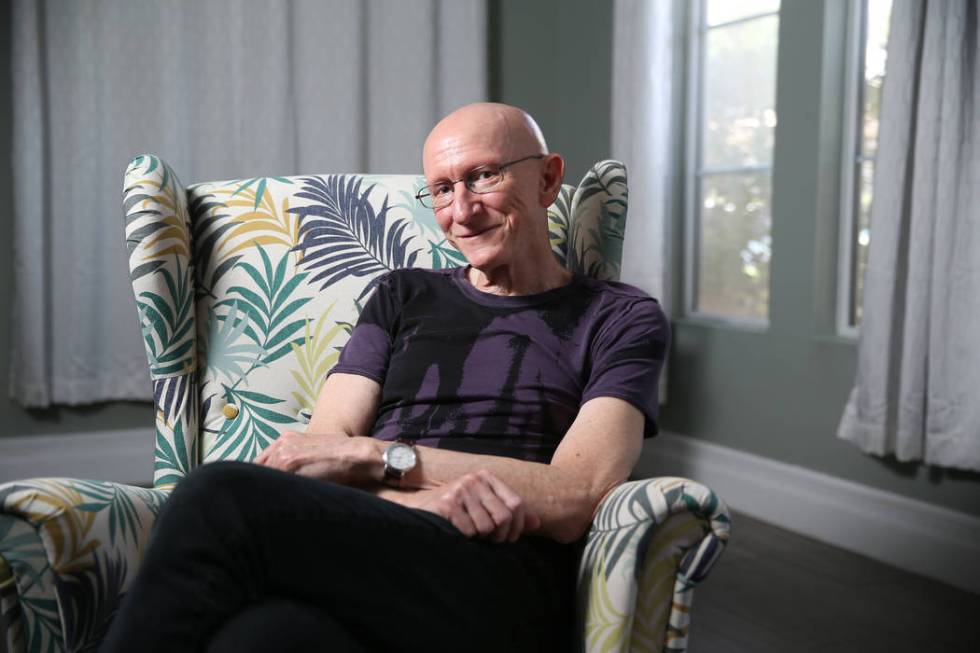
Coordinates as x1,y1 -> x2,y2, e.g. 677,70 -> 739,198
415,154 -> 546,209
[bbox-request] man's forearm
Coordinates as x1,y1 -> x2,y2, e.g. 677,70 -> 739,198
363,438 -> 610,544
304,390 -> 643,544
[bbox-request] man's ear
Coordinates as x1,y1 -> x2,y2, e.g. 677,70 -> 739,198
538,153 -> 565,207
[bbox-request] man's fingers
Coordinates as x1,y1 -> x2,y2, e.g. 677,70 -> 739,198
257,441 -> 301,472
256,445 -> 277,467
255,442 -> 273,465
439,492 -> 476,537
462,472 -> 543,542
438,475 -> 509,540
460,488 -> 499,537
476,486 -> 515,543
476,471 -> 540,539
256,431 -> 308,466
256,434 -> 295,466
418,473 -> 538,542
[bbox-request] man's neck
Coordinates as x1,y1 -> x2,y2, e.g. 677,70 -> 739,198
466,260 -> 572,297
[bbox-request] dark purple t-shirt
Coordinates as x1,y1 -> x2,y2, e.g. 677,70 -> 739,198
330,266 -> 669,463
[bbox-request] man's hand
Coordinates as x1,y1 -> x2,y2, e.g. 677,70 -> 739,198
405,470 -> 541,543
255,431 -> 380,487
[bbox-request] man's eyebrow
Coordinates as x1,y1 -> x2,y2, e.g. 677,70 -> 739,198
469,162 -> 497,170
426,162 -> 498,185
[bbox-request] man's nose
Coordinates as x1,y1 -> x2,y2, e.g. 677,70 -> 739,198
450,184 -> 480,224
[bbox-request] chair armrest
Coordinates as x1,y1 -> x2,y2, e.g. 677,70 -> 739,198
0,479 -> 169,653
577,477 -> 731,653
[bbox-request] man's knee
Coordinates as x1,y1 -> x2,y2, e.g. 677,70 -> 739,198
156,461 -> 266,531
178,460 -> 261,495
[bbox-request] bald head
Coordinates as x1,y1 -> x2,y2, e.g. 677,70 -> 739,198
423,103 -> 548,169
419,103 -> 567,286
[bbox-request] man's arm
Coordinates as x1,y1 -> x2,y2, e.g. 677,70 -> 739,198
259,372 -> 645,544
385,394 -> 644,544
306,372 -> 381,436
255,373 -> 381,484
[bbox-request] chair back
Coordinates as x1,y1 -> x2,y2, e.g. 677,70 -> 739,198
123,156 -> 628,485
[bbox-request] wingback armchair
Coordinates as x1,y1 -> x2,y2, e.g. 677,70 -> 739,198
0,155 -> 730,653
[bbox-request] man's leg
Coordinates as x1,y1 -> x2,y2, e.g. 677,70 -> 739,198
205,598 -> 366,653
100,461 -> 575,653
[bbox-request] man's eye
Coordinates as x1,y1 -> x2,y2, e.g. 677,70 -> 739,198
431,184 -> 453,197
473,169 -> 498,182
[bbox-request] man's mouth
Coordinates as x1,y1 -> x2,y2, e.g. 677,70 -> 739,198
456,225 -> 499,239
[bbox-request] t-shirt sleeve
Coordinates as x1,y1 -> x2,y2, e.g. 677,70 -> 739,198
328,273 -> 400,384
581,297 -> 670,438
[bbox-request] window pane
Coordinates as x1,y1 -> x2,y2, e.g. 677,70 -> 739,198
703,16 -> 779,169
862,0 -> 892,156
854,160 -> 874,324
696,173 -> 772,319
706,0 -> 780,27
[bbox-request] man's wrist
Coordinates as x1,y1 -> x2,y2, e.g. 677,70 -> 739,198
347,436 -> 387,484
353,436 -> 427,488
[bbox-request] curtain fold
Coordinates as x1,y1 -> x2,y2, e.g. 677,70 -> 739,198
612,0 -> 674,403
837,0 -> 980,471
613,0 -> 674,308
9,0 -> 486,407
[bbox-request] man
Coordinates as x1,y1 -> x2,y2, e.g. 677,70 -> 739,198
101,103 -> 668,653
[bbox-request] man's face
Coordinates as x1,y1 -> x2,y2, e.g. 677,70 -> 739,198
422,121 -> 545,271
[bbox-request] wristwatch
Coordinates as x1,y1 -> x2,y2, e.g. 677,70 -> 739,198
382,440 -> 418,487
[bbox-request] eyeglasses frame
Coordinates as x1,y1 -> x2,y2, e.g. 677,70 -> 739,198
415,154 -> 547,209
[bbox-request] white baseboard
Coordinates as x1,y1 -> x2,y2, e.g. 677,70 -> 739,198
637,432 -> 980,595
0,429 -> 155,486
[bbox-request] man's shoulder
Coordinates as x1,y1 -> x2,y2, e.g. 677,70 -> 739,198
572,277 -> 669,339
578,276 -> 663,309
371,267 -> 463,309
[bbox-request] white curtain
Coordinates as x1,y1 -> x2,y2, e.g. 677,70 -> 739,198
9,0 -> 486,407
837,0 -> 980,471
613,0 -> 673,307
612,0 -> 674,402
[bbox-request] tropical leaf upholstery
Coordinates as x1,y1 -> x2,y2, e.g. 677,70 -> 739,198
0,481 -> 167,653
0,155 -> 730,653
579,478 -> 730,653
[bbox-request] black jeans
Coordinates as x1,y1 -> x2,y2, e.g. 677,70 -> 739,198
100,462 -> 577,653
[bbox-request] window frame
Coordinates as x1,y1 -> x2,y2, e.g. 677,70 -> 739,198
682,0 -> 780,329
836,0 -> 870,339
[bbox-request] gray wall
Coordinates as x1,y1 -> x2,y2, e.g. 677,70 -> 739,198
490,0 -> 980,517
489,0 -> 613,184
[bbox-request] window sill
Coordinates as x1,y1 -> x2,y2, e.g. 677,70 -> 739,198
812,333 -> 858,347
671,314 -> 770,334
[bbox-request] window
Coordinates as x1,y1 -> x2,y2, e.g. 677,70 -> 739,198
685,0 -> 780,323
838,0 -> 894,333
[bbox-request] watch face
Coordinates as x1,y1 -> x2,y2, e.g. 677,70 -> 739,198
385,443 -> 417,473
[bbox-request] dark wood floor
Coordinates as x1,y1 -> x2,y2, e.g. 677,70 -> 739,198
687,511 -> 980,652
